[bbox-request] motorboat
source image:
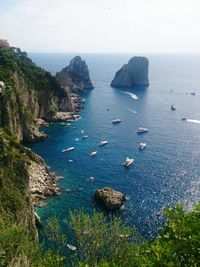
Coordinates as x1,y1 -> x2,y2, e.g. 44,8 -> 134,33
139,143 -> 147,150
99,140 -> 108,146
75,138 -> 79,141
171,104 -> 176,110
90,151 -> 97,157
82,135 -> 89,139
81,130 -> 84,134
62,147 -> 75,152
112,119 -> 122,124
191,92 -> 196,96
68,159 -> 74,162
123,157 -> 134,167
136,127 -> 148,134
87,176 -> 95,182
181,117 -> 187,121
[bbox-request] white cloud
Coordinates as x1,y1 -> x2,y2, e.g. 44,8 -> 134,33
0,0 -> 199,53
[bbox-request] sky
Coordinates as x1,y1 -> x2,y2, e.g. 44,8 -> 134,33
0,0 -> 200,53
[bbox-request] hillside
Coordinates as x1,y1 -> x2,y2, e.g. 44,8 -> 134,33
0,46 -> 73,142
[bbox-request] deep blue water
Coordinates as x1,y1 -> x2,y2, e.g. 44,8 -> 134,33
28,53 -> 200,239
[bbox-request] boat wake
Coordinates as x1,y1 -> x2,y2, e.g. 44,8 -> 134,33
187,119 -> 200,124
123,91 -> 138,100
126,108 -> 138,114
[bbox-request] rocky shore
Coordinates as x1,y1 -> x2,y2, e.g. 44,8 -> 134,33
28,154 -> 61,207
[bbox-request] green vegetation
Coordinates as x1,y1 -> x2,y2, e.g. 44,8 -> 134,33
0,46 -> 64,96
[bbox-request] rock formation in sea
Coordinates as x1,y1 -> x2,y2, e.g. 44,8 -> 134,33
111,56 -> 149,87
56,55 -> 94,93
95,187 -> 126,211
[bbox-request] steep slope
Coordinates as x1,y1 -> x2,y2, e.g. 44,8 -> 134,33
0,46 -> 73,142
56,55 -> 94,93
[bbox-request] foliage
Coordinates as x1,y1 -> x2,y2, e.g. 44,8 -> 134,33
140,204 -> 200,267
0,46 -> 66,97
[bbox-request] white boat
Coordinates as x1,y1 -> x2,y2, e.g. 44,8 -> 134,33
112,119 -> 122,124
171,104 -> 176,110
139,143 -> 147,150
136,127 -> 148,134
87,176 -> 95,181
90,151 -> 97,157
82,135 -> 89,139
62,147 -> 75,153
68,159 -> 73,162
123,157 -> 134,167
81,130 -> 84,134
67,123 -> 71,126
99,140 -> 108,146
75,138 -> 79,141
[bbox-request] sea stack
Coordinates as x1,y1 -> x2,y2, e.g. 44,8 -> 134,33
111,56 -> 149,87
56,56 -> 94,93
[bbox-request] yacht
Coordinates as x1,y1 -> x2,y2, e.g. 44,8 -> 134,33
171,104 -> 176,110
82,135 -> 89,139
136,127 -> 148,134
99,140 -> 108,146
112,119 -> 122,124
90,151 -> 97,157
62,147 -> 75,153
139,143 -> 147,150
123,157 -> 134,167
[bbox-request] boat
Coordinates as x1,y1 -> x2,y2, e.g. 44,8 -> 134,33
171,104 -> 176,110
67,123 -> 71,126
66,244 -> 76,251
112,119 -> 122,124
75,138 -> 79,141
139,143 -> 147,150
136,127 -> 148,134
82,135 -> 89,139
62,147 -> 75,152
181,117 -> 187,121
87,176 -> 95,181
68,159 -> 73,162
123,157 -> 134,167
81,130 -> 84,134
191,92 -> 196,96
90,151 -> 97,157
99,140 -> 108,146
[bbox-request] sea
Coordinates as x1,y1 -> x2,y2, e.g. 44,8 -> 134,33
28,53 -> 200,239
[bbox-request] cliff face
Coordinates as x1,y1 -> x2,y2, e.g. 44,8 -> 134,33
0,47 -> 73,142
56,55 -> 94,93
111,56 -> 149,88
0,128 -> 37,238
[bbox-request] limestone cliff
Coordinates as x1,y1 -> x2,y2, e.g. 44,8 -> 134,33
111,56 -> 149,88
0,46 -> 73,142
56,55 -> 94,93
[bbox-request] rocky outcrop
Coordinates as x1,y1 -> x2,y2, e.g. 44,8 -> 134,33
56,56 -> 94,93
95,187 -> 126,211
28,153 -> 61,207
111,57 -> 149,88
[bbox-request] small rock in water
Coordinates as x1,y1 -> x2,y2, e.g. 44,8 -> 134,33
95,187 -> 126,211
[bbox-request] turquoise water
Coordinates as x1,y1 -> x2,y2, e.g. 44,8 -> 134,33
28,53 -> 200,238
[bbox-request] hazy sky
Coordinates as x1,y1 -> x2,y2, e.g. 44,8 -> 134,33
0,0 -> 200,53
